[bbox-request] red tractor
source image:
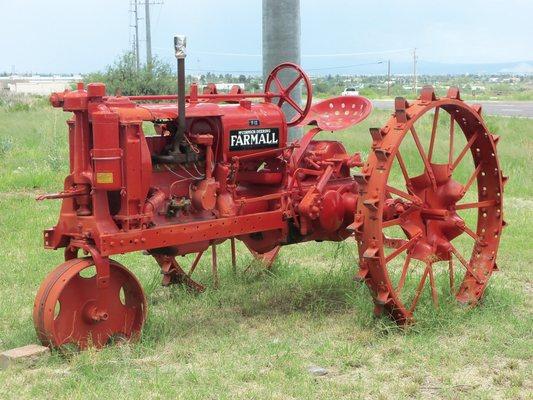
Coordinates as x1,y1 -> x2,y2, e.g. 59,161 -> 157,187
34,38 -> 505,349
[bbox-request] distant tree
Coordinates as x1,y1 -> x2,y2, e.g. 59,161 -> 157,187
313,81 -> 329,96
84,52 -> 175,96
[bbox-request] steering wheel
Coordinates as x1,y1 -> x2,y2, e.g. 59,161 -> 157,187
264,63 -> 313,127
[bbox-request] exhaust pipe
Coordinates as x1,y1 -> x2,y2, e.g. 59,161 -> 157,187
172,34 -> 187,153
153,35 -> 202,164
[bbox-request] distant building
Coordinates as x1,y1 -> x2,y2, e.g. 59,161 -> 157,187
467,84 -> 486,92
214,83 -> 245,92
0,75 -> 82,95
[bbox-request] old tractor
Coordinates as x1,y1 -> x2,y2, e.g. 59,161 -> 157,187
34,37 -> 505,349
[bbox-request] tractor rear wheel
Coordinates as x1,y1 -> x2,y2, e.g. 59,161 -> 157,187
355,87 -> 505,324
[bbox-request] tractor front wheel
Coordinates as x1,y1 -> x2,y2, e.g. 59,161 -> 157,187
33,258 -> 147,349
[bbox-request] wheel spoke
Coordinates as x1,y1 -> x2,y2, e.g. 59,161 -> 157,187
409,264 -> 430,313
427,264 -> 439,307
285,95 -> 304,116
386,185 -> 423,205
285,75 -> 303,95
396,254 -> 412,294
452,132 -> 479,171
383,236 -> 408,249
428,107 -> 440,162
385,234 -> 420,264
395,150 -> 412,189
448,259 -> 455,292
272,75 -> 284,93
460,162 -> 483,198
449,243 -> 482,283
410,126 -> 437,190
456,222 -> 480,241
455,199 -> 496,210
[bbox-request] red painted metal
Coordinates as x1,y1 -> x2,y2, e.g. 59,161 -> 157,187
264,62 -> 313,126
33,258 -> 146,349
34,63 -> 505,349
299,96 -> 373,131
356,87 -> 504,323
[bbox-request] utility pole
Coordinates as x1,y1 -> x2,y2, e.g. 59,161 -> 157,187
145,0 -> 152,70
387,59 -> 391,96
262,0 -> 301,141
413,48 -> 417,95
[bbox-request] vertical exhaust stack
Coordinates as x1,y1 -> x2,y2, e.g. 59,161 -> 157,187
173,35 -> 187,153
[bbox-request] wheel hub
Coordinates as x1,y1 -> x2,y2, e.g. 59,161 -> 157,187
83,301 -> 109,323
401,163 -> 466,262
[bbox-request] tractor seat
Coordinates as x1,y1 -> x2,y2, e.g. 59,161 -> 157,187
299,96 -> 372,131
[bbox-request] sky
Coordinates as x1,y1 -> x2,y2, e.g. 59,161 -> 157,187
0,0 -> 532,74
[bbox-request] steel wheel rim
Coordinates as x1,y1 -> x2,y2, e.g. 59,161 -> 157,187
33,258 -> 146,349
356,89 -> 504,323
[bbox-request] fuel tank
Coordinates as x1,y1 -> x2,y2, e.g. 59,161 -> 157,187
220,101 -> 287,158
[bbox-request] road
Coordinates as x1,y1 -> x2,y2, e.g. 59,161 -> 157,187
371,100 -> 533,118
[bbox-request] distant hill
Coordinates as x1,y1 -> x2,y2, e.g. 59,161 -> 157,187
416,60 -> 533,75
309,60 -> 533,76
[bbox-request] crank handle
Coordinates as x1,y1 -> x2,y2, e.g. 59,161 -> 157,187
36,187 -> 89,201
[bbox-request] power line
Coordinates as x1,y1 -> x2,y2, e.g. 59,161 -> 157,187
187,68 -> 262,74
185,61 -> 385,74
152,48 -> 413,58
187,51 -> 261,58
151,43 -> 408,75
303,49 -> 411,58
306,61 -> 384,71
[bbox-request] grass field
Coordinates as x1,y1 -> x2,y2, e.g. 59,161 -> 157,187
0,99 -> 531,399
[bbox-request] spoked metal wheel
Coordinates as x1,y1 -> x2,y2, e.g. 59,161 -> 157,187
34,258 -> 146,349
355,87 -> 506,324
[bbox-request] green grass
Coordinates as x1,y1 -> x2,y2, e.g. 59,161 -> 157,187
0,103 -> 532,399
